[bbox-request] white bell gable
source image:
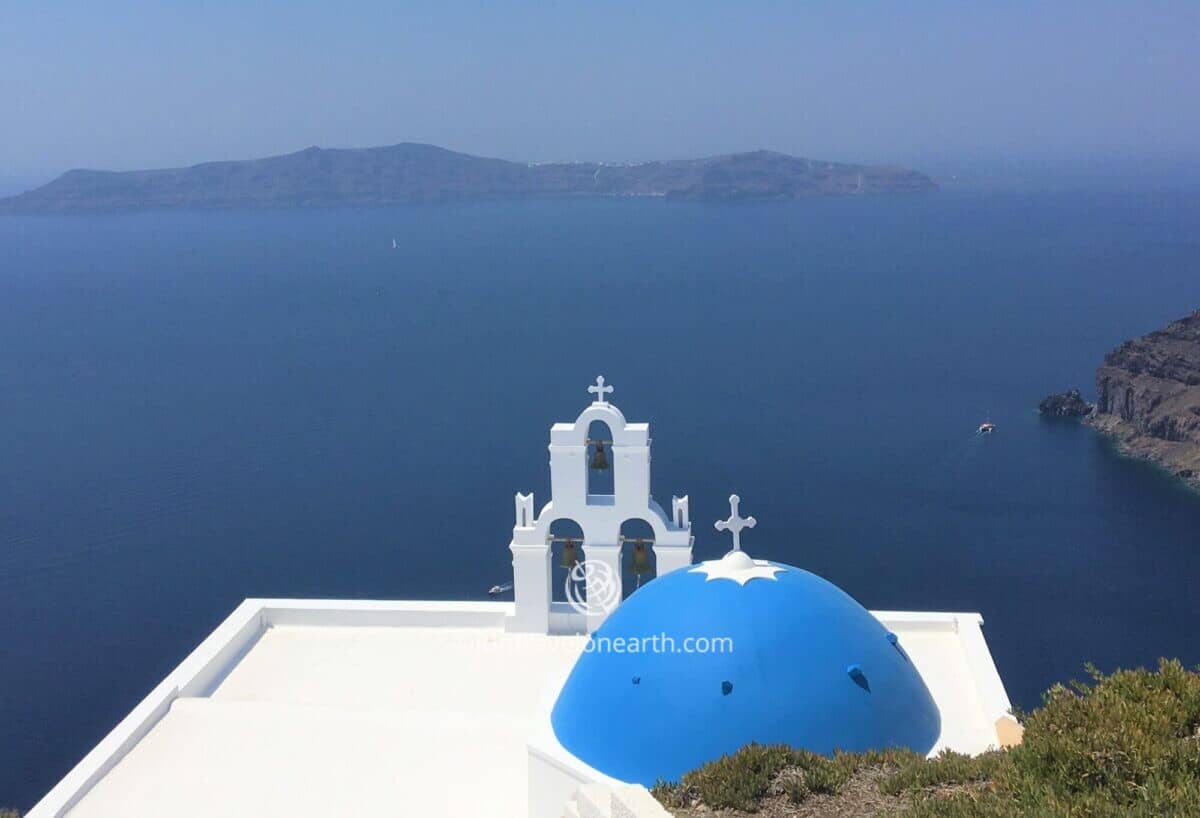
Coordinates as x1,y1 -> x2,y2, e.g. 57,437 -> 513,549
508,377 -> 693,633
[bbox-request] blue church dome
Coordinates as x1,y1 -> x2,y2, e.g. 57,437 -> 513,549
550,550 -> 941,785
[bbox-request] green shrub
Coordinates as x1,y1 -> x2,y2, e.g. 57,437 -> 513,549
650,778 -> 689,811
892,660 -> 1200,817
779,749 -> 854,803
1014,660 -> 1200,803
879,749 -> 1008,796
799,756 -> 848,795
655,660 -> 1200,817
676,743 -> 795,811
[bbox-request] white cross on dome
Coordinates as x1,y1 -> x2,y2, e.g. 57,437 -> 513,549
715,494 -> 756,552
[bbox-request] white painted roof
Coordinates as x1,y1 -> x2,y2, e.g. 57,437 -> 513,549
66,623 -> 586,818
31,601 -> 1013,818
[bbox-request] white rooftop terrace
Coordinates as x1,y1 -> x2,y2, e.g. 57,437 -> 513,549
29,599 -> 1016,818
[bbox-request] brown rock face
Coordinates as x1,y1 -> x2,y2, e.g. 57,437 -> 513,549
1038,389 -> 1093,417
1087,309 -> 1200,488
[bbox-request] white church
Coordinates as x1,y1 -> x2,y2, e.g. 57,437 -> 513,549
28,379 -> 1019,818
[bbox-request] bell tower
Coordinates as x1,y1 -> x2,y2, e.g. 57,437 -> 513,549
507,377 -> 694,634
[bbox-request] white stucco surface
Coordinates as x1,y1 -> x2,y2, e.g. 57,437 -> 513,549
64,624 -> 587,818
52,609 -> 1011,818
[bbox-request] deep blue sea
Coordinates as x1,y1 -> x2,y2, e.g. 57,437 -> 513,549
2,190 -> 1200,809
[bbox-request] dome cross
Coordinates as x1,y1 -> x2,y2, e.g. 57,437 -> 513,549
715,494 -> 756,552
588,375 -> 614,405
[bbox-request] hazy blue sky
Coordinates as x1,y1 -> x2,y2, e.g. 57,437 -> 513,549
2,1 -> 1198,184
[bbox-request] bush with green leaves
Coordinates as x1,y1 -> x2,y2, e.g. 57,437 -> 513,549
655,659 -> 1200,817
878,748 -> 1007,797
651,743 -> 795,811
653,745 -> 925,809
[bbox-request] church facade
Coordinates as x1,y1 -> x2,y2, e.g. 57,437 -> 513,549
27,380 -> 1018,818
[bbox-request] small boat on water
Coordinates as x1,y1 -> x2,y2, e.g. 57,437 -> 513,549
977,421 -> 996,435
488,582 -> 513,595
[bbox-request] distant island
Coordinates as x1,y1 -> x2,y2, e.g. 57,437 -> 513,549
0,143 -> 936,213
1087,309 -> 1200,490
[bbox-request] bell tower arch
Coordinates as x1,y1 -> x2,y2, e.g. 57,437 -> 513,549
507,377 -> 694,633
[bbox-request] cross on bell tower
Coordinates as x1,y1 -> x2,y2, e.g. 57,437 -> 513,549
588,375 -> 613,405
715,494 -> 756,552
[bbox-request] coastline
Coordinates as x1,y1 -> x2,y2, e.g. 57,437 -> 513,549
1084,308 -> 1200,493
1086,412 -> 1200,493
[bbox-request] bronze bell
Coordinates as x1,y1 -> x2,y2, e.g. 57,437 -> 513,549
630,542 -> 651,576
561,539 -> 578,569
590,440 -> 610,470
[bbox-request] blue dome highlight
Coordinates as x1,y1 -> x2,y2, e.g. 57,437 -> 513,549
550,555 -> 941,785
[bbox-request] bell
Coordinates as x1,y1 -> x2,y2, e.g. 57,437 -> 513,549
630,542 -> 651,576
590,440 -> 610,470
560,539 -> 578,569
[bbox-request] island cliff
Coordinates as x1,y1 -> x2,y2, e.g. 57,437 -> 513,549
0,143 -> 935,213
1087,309 -> 1200,490
1039,389 -> 1093,417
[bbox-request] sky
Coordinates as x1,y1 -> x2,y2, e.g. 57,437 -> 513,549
2,1 -> 1198,187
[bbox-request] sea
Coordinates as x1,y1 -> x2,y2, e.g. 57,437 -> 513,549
2,188 -> 1200,809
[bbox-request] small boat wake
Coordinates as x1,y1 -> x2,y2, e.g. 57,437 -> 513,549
488,582 -> 513,595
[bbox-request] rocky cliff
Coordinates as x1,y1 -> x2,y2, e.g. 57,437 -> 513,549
1087,309 -> 1200,489
0,143 -> 936,213
1039,389 -> 1093,417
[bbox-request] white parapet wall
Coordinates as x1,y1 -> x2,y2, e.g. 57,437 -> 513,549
872,611 -> 1019,751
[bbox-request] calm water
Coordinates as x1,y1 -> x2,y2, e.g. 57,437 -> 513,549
2,190 -> 1200,808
